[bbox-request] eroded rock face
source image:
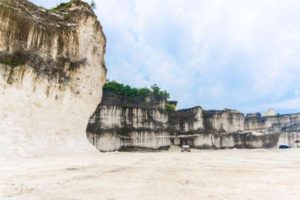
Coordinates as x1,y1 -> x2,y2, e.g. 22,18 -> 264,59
88,92 -> 300,151
87,105 -> 170,151
203,110 -> 244,133
244,113 -> 300,148
0,0 -> 106,157
87,93 -> 251,151
245,113 -> 300,132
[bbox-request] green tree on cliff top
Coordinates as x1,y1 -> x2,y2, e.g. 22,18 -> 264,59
103,80 -> 170,99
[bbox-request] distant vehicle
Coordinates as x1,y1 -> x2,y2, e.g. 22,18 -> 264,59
279,144 -> 291,149
181,145 -> 191,152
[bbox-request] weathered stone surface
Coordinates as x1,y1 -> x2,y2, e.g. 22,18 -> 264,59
203,109 -> 244,133
0,0 -> 106,157
88,91 -> 300,152
245,113 -> 300,132
87,104 -> 170,151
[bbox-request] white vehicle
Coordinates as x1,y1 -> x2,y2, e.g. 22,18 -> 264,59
181,145 -> 191,152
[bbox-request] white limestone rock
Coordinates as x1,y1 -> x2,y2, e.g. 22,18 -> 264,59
0,0 -> 106,157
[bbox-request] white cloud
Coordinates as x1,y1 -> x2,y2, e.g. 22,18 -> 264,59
31,0 -> 64,8
34,0 -> 300,113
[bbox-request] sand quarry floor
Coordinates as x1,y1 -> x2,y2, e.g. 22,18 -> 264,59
1,149 -> 300,200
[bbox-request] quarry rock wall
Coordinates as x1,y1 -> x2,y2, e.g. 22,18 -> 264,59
0,0 -> 106,157
88,93 -> 300,152
203,110 -> 244,133
87,105 -> 170,151
245,113 -> 300,132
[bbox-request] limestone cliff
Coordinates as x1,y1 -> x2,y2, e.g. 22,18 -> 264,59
88,91 -> 300,151
0,0 -> 106,157
245,113 -> 300,148
87,91 -> 170,151
245,113 -> 300,133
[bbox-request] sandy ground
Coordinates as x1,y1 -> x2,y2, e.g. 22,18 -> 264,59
1,148 -> 300,200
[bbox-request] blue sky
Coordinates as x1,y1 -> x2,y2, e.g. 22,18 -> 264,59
32,0 -> 300,114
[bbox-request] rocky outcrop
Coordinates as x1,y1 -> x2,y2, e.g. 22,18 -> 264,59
88,91 -> 300,152
203,109 -> 244,133
0,0 -> 106,157
245,113 -> 300,132
169,107 -> 282,149
244,113 -> 300,148
87,91 -> 170,151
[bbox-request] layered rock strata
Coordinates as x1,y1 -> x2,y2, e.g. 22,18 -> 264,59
0,0 -> 106,157
88,92 -> 300,151
87,91 -> 170,151
87,106 -> 171,152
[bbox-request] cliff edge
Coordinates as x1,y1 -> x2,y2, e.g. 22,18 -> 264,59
88,89 -> 300,151
0,0 -> 106,157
